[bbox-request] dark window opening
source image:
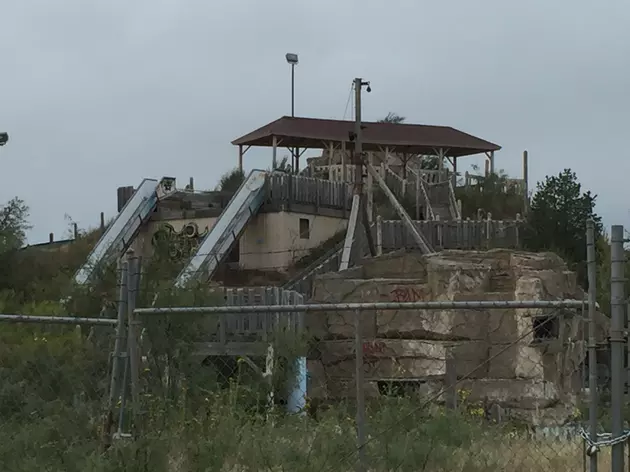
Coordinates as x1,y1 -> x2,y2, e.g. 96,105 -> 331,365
533,316 -> 559,340
377,380 -> 424,397
226,239 -> 240,263
299,218 -> 310,239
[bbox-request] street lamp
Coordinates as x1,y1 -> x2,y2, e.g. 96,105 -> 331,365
0,132 -> 8,146
285,53 -> 298,117
285,53 -> 299,172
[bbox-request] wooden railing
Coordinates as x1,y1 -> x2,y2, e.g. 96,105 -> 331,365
287,218 -> 525,298
463,172 -> 526,194
267,173 -> 353,211
376,218 -> 524,252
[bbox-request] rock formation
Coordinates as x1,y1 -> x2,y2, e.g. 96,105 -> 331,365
306,248 -> 607,426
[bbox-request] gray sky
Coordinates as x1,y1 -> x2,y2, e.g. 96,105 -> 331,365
2,1 -> 629,243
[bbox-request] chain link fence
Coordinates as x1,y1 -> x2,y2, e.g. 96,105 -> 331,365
3,222 -> 630,471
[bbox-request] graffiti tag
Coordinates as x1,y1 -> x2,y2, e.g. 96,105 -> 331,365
362,340 -> 386,356
390,287 -> 424,302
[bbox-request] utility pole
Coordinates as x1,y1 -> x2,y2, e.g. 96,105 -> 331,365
339,77 -> 375,271
353,78 -> 363,189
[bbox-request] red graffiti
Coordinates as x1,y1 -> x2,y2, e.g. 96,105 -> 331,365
362,341 -> 386,356
390,287 -> 424,302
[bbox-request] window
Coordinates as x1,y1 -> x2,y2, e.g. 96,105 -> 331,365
299,218 -> 310,239
533,315 -> 559,340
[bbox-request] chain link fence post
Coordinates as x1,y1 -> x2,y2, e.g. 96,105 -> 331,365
355,308 -> 367,472
126,249 -> 141,431
610,225 -> 625,472
586,219 -> 599,471
102,259 -> 128,449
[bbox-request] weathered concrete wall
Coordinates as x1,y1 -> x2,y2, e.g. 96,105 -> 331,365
306,248 -> 599,426
132,209 -> 347,272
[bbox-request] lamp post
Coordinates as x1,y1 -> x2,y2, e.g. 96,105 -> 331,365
285,53 -> 299,171
0,132 -> 8,147
285,53 -> 298,117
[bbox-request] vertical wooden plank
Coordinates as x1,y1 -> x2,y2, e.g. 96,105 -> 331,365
341,141 -> 347,182
445,352 -> 458,410
249,288 -> 258,336
367,151 -> 374,223
376,216 -> 383,256
220,287 -> 227,345
436,215 -> 443,249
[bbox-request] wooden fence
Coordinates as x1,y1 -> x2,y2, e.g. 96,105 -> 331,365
267,173 -> 352,211
377,218 -> 523,251
196,287 -> 305,356
285,218 -> 524,298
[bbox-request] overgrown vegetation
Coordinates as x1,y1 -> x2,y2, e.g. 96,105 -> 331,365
456,169 -> 525,220
0,163 -> 615,470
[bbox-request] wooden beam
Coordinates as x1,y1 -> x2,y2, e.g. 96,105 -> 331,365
366,162 -> 434,254
272,135 -> 278,169
339,194 -> 361,270
366,151 -> 374,222
341,141 -> 347,181
329,142 -> 335,180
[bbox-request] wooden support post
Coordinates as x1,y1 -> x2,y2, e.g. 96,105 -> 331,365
484,159 -> 490,177
126,250 -> 141,429
272,136 -> 278,170
339,195 -> 360,271
415,171 -> 420,220
100,212 -> 105,233
366,162 -> 434,254
445,351 -> 458,410
49,232 -> 54,243
376,215 -> 383,256
522,150 -> 529,214
361,195 -> 376,257
238,144 -> 244,172
341,141 -> 347,182
489,150 -> 495,174
367,151 -> 374,222
486,213 -> 492,248
452,156 -> 458,189
328,142 -> 335,180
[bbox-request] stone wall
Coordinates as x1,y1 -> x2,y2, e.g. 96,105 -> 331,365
306,249 -> 606,426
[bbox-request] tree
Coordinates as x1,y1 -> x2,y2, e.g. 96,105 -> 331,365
0,197 -> 30,253
456,168 -> 524,220
269,155 -> 293,173
523,169 -> 602,285
378,112 -> 406,124
216,168 -> 245,192
377,113 -> 438,176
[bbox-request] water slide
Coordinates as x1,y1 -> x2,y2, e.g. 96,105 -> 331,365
174,169 -> 268,287
73,178 -> 161,285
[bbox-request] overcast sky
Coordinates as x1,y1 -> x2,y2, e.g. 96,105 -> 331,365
1,1 -> 629,243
